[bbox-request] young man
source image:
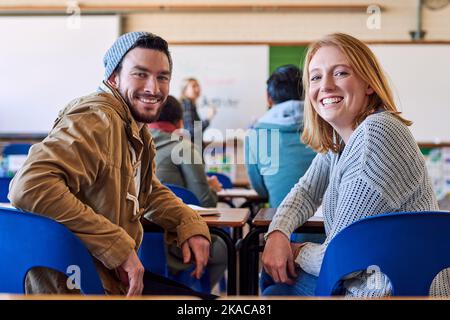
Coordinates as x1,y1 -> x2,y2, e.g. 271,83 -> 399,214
245,65 -> 316,208
9,32 -> 212,297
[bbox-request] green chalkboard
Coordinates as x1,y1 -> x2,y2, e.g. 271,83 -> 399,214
269,46 -> 308,74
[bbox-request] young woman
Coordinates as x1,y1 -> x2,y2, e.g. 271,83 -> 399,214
261,33 -> 446,297
180,78 -> 216,141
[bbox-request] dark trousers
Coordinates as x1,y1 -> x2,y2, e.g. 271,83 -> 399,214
143,271 -> 217,300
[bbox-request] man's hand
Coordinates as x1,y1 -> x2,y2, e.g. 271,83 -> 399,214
261,231 -> 298,285
181,235 -> 210,279
116,250 -> 145,296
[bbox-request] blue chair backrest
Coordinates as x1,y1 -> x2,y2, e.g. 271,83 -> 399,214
0,207 -> 104,294
207,172 -> 233,189
138,231 -> 168,277
164,183 -> 201,206
138,231 -> 212,292
0,177 -> 12,202
315,211 -> 450,296
2,143 -> 32,156
140,184 -> 211,293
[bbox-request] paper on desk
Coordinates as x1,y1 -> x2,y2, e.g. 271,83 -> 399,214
218,188 -> 258,196
187,204 -> 221,216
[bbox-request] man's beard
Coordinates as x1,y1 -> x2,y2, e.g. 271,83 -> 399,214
120,89 -> 164,123
128,98 -> 162,123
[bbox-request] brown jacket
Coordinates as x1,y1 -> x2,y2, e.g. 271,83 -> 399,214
9,82 -> 211,294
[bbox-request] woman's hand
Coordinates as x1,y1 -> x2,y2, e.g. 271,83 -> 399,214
290,242 -> 305,263
262,231 -> 298,284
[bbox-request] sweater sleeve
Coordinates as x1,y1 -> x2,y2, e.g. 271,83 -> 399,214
266,153 -> 331,239
295,177 -> 392,276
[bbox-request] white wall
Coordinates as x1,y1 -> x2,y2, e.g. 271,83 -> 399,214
0,15 -> 120,135
370,44 -> 450,143
169,45 -> 269,141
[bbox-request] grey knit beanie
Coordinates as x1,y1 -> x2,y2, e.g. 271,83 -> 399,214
103,31 -> 149,80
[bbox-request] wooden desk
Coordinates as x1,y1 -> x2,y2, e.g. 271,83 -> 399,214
438,195 -> 450,211
217,188 -> 267,201
239,208 -> 325,295
200,208 -> 250,228
253,208 -> 324,231
232,179 -> 250,189
142,208 -> 250,296
217,188 -> 268,217
0,203 -> 13,208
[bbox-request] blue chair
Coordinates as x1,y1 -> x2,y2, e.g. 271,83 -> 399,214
138,232 -> 169,277
315,211 -> 450,296
0,207 -> 103,294
207,172 -> 233,189
138,183 -> 211,293
165,183 -> 201,206
0,177 -> 12,203
2,143 -> 32,156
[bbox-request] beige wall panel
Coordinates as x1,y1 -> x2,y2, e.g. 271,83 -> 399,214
1,0 -> 449,41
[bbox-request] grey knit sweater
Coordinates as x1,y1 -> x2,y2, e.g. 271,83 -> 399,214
267,111 -> 448,296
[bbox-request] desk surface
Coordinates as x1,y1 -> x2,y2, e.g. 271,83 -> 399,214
0,202 -> 13,208
217,188 -> 267,201
142,208 -> 250,229
1,203 -> 249,228
439,195 -> 450,211
253,208 -> 324,228
232,179 -> 250,189
201,208 -> 250,228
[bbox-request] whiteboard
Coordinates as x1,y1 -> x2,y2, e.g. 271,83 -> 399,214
370,45 -> 450,143
0,16 -> 120,135
169,45 -> 269,141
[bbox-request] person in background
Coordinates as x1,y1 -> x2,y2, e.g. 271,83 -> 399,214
245,64 -> 316,209
9,31 -> 214,298
148,95 -> 226,288
149,95 -> 221,206
261,33 -> 448,297
180,78 -> 216,143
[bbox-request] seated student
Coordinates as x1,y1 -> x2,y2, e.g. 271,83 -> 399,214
245,64 -> 316,208
148,95 -> 227,288
9,31 -> 214,299
261,33 -> 448,297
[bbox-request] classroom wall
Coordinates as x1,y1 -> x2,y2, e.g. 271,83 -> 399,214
2,0 -> 450,42
122,0 -> 450,42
